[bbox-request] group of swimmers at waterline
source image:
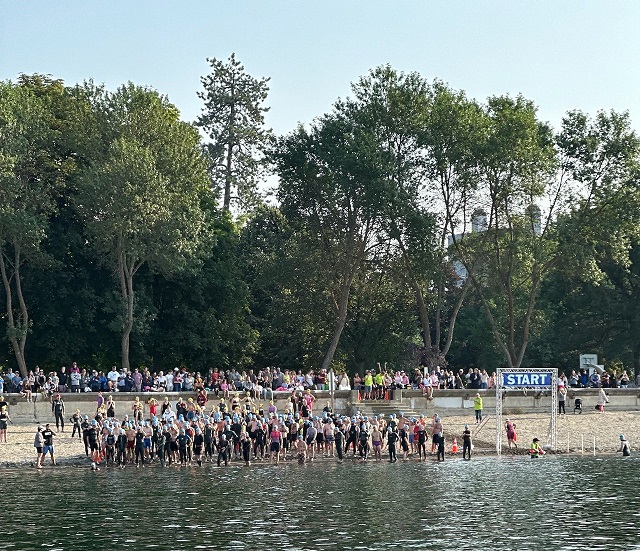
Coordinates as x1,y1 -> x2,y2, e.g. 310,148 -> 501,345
29,398 -> 486,468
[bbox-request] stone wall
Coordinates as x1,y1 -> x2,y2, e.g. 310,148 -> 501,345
3,388 -> 638,424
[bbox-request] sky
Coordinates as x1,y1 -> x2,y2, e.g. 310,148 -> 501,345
1,1 -> 640,136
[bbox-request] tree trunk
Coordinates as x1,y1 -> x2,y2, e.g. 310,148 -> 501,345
223,140 -> 233,211
119,252 -> 135,372
223,85 -> 236,211
321,276 -> 354,372
0,247 -> 28,377
414,281 -> 432,350
441,277 -> 471,356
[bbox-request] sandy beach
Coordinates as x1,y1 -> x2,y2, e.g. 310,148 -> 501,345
0,408 -> 636,468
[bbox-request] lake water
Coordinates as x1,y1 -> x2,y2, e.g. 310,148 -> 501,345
4,455 -> 640,550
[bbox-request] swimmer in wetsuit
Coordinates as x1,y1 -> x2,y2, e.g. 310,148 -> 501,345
334,425 -> 344,462
417,423 -> 427,461
105,430 -> 116,466
462,424 -> 472,460
358,424 -> 370,460
387,428 -> 398,463
240,431 -> 252,466
116,429 -> 127,467
346,421 -> 358,457
217,434 -> 230,466
135,426 -> 146,466
70,410 -> 82,439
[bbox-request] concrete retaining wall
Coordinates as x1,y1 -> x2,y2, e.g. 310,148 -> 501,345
3,388 -> 638,424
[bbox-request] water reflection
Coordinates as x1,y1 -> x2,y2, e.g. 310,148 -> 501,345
4,456 -> 640,550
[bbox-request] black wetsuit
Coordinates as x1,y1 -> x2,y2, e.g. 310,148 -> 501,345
135,430 -> 145,465
334,428 -> 344,461
254,426 -> 265,459
462,428 -> 472,460
105,434 -> 116,465
156,432 -> 166,466
217,438 -> 230,466
117,433 -> 127,465
436,434 -> 445,461
81,420 -> 90,455
358,428 -> 370,459
417,427 -> 427,459
177,433 -> 188,464
204,425 -> 215,459
346,425 -> 358,455
70,413 -> 82,439
87,427 -> 99,453
193,433 -> 204,465
387,431 -> 398,462
242,438 -> 251,463
52,398 -> 65,431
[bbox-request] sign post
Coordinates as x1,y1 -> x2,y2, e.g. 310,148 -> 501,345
496,367 -> 558,456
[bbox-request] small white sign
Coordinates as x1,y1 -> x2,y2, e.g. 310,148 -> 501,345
579,354 -> 598,370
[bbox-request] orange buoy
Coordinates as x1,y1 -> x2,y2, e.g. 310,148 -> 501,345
451,437 -> 458,454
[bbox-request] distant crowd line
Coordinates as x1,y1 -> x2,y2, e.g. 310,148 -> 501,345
0,363 -> 636,406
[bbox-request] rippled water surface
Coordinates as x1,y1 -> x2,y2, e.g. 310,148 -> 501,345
4,455 -> 640,550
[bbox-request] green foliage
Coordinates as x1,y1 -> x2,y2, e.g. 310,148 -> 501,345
197,53 -> 272,211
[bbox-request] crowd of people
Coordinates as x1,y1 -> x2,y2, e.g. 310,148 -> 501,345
354,366 -> 503,400
28,391 -> 474,469
0,365 -> 348,401
2,362 -> 637,411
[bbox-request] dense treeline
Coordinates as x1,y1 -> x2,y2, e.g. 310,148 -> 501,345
1,60 -> 640,378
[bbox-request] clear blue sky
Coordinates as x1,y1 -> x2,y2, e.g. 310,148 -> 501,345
2,1 -> 639,134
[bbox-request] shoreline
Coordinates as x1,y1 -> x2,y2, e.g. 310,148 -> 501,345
1,408 -> 634,468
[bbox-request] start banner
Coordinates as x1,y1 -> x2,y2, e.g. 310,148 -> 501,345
501,372 -> 553,388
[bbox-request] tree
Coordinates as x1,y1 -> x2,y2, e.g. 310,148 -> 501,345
0,77 -> 68,376
273,102 -> 393,371
78,83 -> 212,371
535,109 -> 640,372
197,53 -> 272,212
447,95 -> 557,367
151,211 -> 257,372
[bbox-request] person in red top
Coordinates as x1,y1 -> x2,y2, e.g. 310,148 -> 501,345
269,425 -> 281,465
196,388 -> 208,408
148,397 -> 158,418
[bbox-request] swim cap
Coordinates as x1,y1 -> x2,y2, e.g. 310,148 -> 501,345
620,434 -> 625,440
464,424 -> 469,429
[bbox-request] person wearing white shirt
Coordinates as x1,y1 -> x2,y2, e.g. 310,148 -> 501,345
107,367 -> 119,391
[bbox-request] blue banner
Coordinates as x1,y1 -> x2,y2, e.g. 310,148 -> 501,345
501,372 -> 552,388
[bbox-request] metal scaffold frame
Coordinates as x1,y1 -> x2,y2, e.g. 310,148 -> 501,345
496,367 -> 558,456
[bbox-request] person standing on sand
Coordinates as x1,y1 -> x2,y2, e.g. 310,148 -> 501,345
473,393 -> 483,424
41,423 -> 56,465
51,393 -> 65,432
462,424 -> 472,460
558,386 -> 567,415
597,388 -> 609,413
34,426 -> 44,467
436,432 -> 445,461
505,419 -> 517,448
0,406 -> 11,442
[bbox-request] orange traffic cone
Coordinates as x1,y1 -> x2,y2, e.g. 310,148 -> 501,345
451,437 -> 459,454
